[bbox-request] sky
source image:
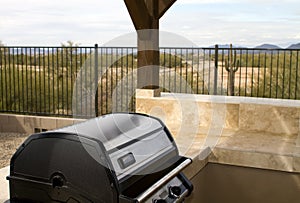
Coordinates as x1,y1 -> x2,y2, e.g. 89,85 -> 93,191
0,0 -> 300,47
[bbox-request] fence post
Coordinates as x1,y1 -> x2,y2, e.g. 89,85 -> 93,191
94,44 -> 99,117
214,44 -> 219,95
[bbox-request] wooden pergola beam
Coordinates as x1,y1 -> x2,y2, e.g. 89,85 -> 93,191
158,0 -> 177,19
124,0 -> 177,89
124,0 -> 151,30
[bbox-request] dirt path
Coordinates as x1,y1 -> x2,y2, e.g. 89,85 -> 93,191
0,133 -> 29,168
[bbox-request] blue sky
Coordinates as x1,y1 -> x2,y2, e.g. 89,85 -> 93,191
0,0 -> 300,47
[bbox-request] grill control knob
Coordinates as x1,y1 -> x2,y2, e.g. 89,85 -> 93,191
169,186 -> 181,198
153,199 -> 166,203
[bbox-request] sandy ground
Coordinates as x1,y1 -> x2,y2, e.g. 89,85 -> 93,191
0,133 -> 29,202
0,133 -> 29,168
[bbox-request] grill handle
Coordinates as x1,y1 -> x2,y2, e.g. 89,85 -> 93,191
136,158 -> 192,202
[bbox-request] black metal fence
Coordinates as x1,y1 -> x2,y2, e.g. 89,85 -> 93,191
0,45 -> 299,117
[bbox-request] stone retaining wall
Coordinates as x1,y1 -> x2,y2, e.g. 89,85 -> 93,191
0,114 -> 84,134
136,89 -> 300,136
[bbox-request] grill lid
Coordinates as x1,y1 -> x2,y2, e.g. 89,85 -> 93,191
7,113 -> 192,203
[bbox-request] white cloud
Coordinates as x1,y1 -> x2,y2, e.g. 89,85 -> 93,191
0,0 -> 133,45
1,0 -> 300,47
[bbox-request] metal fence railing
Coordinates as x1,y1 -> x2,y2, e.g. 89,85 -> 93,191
0,45 -> 300,117
214,46 -> 300,99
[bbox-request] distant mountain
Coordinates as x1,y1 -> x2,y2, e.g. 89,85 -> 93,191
254,44 -> 282,49
208,44 -> 248,49
208,44 -> 231,48
206,43 -> 300,49
216,44 -> 232,48
287,43 -> 300,49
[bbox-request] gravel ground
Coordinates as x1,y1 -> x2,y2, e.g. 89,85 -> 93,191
0,133 -> 29,168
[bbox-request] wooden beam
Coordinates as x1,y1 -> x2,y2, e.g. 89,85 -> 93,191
144,0 -> 159,19
137,29 -> 159,89
123,0 -> 176,89
158,0 -> 177,19
124,0 -> 151,30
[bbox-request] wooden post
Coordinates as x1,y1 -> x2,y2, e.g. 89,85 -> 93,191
124,0 -> 176,89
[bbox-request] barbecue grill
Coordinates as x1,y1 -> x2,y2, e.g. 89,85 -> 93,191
7,113 -> 193,203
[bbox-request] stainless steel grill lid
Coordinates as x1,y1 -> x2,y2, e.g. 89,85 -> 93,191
7,113 -> 193,203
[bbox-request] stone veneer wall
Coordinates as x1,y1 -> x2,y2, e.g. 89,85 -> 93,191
135,89 -> 300,136
0,114 -> 84,134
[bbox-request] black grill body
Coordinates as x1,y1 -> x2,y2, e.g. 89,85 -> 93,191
7,113 -> 193,203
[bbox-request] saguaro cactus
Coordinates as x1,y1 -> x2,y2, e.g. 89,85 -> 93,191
225,44 -> 240,96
